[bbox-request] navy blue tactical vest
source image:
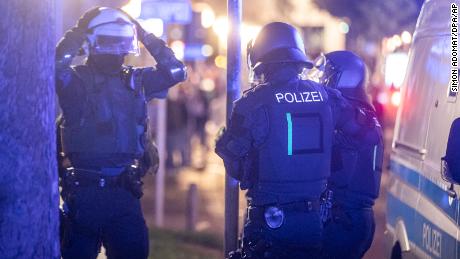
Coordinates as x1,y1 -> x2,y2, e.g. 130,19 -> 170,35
246,79 -> 334,205
329,105 -> 384,208
60,65 -> 146,168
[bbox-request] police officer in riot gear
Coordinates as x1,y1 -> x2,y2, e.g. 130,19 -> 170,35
311,51 -> 384,259
216,22 -> 378,259
56,7 -> 186,259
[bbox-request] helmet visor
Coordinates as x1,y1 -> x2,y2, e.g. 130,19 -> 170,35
89,24 -> 140,55
248,66 -> 262,86
306,54 -> 327,82
93,35 -> 139,55
315,57 -> 341,88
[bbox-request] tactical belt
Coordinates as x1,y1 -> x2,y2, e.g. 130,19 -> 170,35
331,189 -> 375,209
333,203 -> 373,212
67,168 -> 125,188
248,200 -> 321,221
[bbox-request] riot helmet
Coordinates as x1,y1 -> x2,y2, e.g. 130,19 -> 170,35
318,51 -> 370,103
86,7 -> 139,56
247,22 -> 312,84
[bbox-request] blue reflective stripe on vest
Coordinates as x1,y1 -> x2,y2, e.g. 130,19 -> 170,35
373,145 -> 377,171
286,112 -> 292,156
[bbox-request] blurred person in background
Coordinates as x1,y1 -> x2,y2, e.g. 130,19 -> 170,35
216,22 -> 377,259
166,86 -> 190,169
369,84 -> 385,129
55,7 -> 186,258
309,50 -> 384,259
183,61 -> 219,169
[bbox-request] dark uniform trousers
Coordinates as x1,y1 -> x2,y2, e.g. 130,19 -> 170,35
322,207 -> 375,259
61,186 -> 148,259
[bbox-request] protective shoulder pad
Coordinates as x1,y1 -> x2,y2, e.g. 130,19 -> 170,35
233,95 -> 254,117
236,83 -> 269,112
232,94 -> 269,147
243,82 -> 270,96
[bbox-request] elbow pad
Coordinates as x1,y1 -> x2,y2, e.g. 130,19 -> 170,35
157,62 -> 187,83
143,35 -> 187,83
215,129 -> 251,162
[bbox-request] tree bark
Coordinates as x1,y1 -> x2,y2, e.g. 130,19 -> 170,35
0,1 -> 59,258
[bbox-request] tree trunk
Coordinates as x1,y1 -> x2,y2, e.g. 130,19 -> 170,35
0,1 -> 59,258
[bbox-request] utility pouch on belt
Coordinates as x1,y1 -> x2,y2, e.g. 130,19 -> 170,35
122,164 -> 144,199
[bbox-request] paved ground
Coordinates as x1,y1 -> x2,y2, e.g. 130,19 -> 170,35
140,126 -> 395,258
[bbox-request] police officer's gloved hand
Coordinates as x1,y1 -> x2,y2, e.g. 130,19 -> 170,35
117,8 -> 146,41
143,140 -> 159,175
216,126 -> 227,141
56,8 -> 101,71
118,8 -> 186,82
117,9 -> 174,59
128,18 -> 173,61
142,33 -> 169,57
227,250 -> 243,259
76,7 -> 102,33
118,10 -> 171,60
215,126 -> 228,154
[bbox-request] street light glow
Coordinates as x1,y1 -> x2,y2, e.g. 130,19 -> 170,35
212,17 -> 261,53
401,31 -> 412,44
140,18 -> 164,37
392,35 -> 402,48
170,40 -> 185,60
215,55 -> 227,69
121,0 -> 142,19
213,16 -> 228,38
241,24 -> 262,47
201,44 -> 214,57
377,92 -> 389,105
385,52 -> 409,88
201,7 -> 215,28
391,91 -> 401,106
339,21 -> 349,34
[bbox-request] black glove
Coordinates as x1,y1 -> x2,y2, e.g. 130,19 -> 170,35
227,250 -> 243,259
76,7 -> 102,32
143,140 -> 159,175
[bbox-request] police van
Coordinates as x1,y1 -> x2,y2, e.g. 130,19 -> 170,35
384,0 -> 459,258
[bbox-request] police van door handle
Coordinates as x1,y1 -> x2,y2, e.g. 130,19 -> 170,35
393,141 -> 427,156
